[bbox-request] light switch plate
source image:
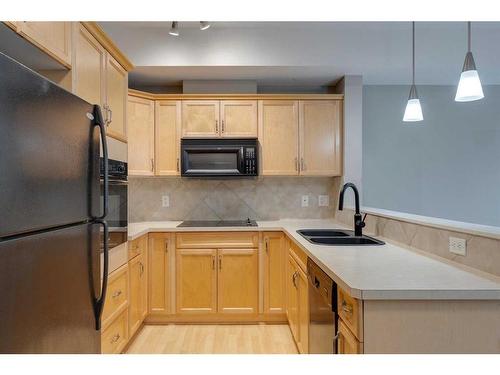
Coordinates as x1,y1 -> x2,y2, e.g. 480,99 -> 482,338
318,195 -> 329,207
301,195 -> 309,207
449,236 -> 466,256
162,195 -> 170,207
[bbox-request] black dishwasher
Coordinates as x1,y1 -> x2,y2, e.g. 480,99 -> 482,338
307,259 -> 338,354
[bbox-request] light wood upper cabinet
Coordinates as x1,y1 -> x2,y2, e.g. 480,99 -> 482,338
129,251 -> 147,337
220,100 -> 258,137
299,100 -> 342,176
155,101 -> 181,175
258,100 -> 299,175
182,100 -> 219,137
217,248 -> 258,314
264,232 -> 286,314
176,248 -> 217,314
73,23 -> 105,108
148,233 -> 171,315
17,22 -> 72,68
105,54 -> 128,142
127,96 -> 155,175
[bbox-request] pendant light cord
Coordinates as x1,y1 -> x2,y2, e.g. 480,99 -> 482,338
412,21 -> 415,85
468,21 -> 471,52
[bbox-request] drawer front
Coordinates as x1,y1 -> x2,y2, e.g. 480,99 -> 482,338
338,287 -> 363,340
176,232 -> 258,249
289,241 -> 307,272
102,264 -> 128,327
128,234 -> 147,259
101,308 -> 128,354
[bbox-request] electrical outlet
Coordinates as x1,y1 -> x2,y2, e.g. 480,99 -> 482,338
301,195 -> 309,207
318,195 -> 329,207
161,195 -> 170,208
449,236 -> 467,256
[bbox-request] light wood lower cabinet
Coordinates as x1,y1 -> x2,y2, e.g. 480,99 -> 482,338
176,248 -> 218,314
218,248 -> 258,314
264,232 -> 286,314
127,96 -> 155,175
148,233 -> 171,315
338,320 -> 363,354
128,251 -> 148,338
101,308 -> 128,354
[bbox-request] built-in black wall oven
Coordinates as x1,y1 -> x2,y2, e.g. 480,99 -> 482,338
100,158 -> 127,251
181,138 -> 258,177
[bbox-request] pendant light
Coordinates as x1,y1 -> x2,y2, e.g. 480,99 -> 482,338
455,22 -> 484,102
403,22 -> 423,122
169,21 -> 179,36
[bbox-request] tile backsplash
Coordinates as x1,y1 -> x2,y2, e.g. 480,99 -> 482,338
129,176 -> 341,222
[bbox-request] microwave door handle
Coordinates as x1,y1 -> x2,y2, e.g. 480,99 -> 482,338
240,147 -> 245,174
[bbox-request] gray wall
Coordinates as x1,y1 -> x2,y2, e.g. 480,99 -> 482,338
363,85 -> 500,226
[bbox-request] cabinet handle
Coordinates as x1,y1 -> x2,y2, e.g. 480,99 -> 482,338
110,333 -> 120,344
103,104 -> 108,125
218,255 -> 222,270
108,107 -> 113,125
151,158 -> 154,172
212,255 -> 215,270
140,262 -> 144,276
301,158 -> 305,171
221,120 -> 225,133
165,241 -> 168,253
265,238 -> 269,253
292,271 -> 298,288
112,290 -> 122,298
215,120 -> 218,133
341,300 -> 353,315
295,157 -> 299,171
176,158 -> 180,172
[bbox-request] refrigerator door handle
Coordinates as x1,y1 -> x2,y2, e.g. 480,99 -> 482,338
92,105 -> 108,220
93,219 -> 109,330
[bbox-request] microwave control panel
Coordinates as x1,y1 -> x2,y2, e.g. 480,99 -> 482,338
244,147 -> 257,175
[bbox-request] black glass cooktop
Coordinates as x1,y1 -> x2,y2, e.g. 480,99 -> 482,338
177,219 -> 258,227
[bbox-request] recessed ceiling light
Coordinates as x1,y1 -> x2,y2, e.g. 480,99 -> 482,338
169,21 -> 179,37
200,21 -> 211,31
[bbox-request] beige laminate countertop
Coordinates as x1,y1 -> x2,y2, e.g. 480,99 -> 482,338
127,219 -> 500,301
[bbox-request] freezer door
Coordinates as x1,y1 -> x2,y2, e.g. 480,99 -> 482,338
0,52 -> 100,238
0,223 -> 101,353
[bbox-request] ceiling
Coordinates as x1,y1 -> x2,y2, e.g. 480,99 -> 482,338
99,22 -> 500,88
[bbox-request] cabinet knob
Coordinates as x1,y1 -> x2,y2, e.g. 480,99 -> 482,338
112,290 -> 122,298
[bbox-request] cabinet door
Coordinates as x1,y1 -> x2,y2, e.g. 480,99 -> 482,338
149,233 -> 171,315
182,100 -> 219,137
127,96 -> 155,176
129,252 -> 147,337
338,321 -> 363,354
220,100 -> 258,138
287,254 -> 300,343
217,248 -> 259,314
296,265 -> 309,354
299,100 -> 342,176
258,100 -> 299,175
176,248 -> 217,314
72,23 -> 105,107
17,22 -> 72,67
155,101 -> 181,175
264,232 -> 286,314
105,54 -> 128,142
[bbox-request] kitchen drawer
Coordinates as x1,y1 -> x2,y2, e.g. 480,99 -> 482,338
176,232 -> 258,249
101,308 -> 128,354
338,287 -> 363,341
102,263 -> 129,329
338,320 -> 363,354
129,234 -> 147,259
289,240 -> 307,272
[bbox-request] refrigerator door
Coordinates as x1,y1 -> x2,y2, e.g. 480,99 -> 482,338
0,223 -> 101,353
0,52 -> 100,238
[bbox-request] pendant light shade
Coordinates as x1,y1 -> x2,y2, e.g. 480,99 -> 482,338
455,22 -> 484,102
403,22 -> 423,122
403,85 -> 424,122
169,21 -> 179,36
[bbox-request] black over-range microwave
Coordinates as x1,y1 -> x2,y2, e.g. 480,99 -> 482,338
180,138 -> 258,177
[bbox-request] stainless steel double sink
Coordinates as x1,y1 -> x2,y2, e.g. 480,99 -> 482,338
297,229 -> 385,246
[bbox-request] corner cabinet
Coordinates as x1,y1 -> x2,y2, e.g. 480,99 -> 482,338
127,96 -> 155,175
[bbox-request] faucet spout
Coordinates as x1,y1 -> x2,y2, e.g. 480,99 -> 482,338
338,182 -> 364,237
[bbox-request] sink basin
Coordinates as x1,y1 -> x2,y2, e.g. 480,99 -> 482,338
297,229 -> 352,237
308,236 -> 384,246
296,228 -> 385,246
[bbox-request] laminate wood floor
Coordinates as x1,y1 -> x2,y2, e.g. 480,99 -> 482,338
126,324 -> 298,354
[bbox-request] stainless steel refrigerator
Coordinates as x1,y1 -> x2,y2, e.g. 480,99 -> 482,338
0,52 -> 109,353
